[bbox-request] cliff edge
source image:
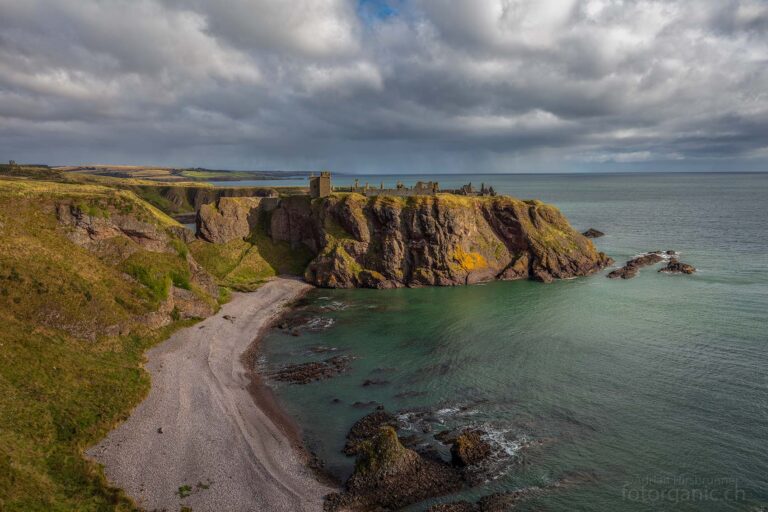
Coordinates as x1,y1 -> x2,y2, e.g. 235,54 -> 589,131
199,193 -> 612,288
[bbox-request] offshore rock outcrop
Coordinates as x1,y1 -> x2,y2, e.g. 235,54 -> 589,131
607,253 -> 664,279
449,430 -> 493,467
325,426 -> 463,511
329,409 -> 531,511
659,258 -> 696,274
582,228 -> 605,238
267,194 -> 612,288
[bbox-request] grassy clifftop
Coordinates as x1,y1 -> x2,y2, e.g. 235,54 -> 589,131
0,179 -> 220,511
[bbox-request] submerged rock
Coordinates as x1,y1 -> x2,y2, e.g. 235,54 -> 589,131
582,228 -> 605,238
267,355 -> 352,384
659,258 -> 696,274
362,378 -> 390,387
427,488 -> 543,512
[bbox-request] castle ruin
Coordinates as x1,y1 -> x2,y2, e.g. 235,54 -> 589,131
315,172 -> 496,198
309,171 -> 332,198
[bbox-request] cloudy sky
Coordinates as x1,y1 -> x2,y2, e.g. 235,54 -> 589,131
1,0 -> 767,173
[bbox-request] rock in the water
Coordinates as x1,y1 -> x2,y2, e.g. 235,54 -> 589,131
607,266 -> 639,279
450,430 -> 493,467
659,258 -> 696,274
327,427 -> 463,511
344,410 -> 398,455
427,502 -> 476,512
582,228 -> 605,238
362,378 -> 390,387
426,488 -> 544,512
267,355 -> 352,384
607,252 -> 664,279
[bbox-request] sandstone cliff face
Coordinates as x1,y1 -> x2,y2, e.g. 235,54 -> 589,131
196,196 -> 262,243
268,194 -> 612,288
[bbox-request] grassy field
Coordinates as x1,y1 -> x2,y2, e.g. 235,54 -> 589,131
0,178 -> 219,511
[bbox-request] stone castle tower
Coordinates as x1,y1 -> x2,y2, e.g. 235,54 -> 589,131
309,171 -> 331,198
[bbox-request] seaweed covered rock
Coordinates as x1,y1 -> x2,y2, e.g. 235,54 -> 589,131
450,430 -> 493,467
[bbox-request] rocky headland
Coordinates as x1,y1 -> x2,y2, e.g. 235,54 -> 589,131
198,193 -> 613,288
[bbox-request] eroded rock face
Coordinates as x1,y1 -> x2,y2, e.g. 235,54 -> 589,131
268,194 -> 612,288
56,203 -> 168,253
55,200 -> 218,333
197,196 -> 262,243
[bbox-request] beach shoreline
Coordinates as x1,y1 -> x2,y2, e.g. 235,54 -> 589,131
88,277 -> 334,512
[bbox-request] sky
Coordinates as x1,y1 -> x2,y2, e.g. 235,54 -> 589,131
1,0 -> 767,173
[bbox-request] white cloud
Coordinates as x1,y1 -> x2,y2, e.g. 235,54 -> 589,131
0,0 -> 767,171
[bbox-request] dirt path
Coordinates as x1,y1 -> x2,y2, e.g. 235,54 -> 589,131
88,278 -> 332,511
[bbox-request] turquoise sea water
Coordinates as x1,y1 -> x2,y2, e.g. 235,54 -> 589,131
260,173 -> 768,511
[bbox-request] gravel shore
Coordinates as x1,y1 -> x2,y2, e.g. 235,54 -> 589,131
88,278 -> 332,511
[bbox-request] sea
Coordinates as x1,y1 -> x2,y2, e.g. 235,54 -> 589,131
253,173 -> 768,511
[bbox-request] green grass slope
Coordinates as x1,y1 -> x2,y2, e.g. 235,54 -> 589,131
0,179 -> 218,511
189,213 -> 313,291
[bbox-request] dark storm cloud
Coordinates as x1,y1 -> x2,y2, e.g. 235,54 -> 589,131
0,0 -> 767,172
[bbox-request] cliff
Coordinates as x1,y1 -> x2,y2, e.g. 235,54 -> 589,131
129,184 -> 280,216
198,193 -> 612,288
